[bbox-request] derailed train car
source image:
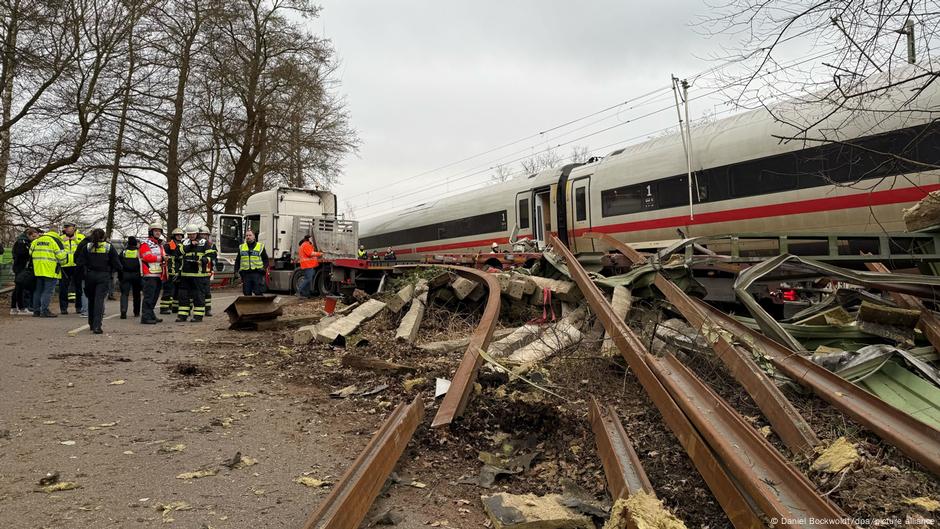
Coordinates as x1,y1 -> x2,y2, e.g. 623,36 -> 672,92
360,79 -> 940,259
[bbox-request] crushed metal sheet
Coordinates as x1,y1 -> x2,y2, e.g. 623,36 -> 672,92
811,437 -> 860,473
856,361 -> 940,430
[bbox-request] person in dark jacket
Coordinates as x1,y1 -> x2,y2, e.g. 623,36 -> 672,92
75,228 -> 121,334
118,236 -> 142,319
10,228 -> 39,314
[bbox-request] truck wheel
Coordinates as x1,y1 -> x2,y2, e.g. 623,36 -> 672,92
317,266 -> 337,295
291,270 -> 304,295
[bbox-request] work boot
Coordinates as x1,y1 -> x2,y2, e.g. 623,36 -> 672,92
60,309 -> 68,315
33,311 -> 40,317
154,317 -> 164,323
205,310 -> 212,317
41,311 -> 57,318
191,316 -> 203,322
120,312 -> 127,319
140,318 -> 158,324
93,328 -> 103,334
176,316 -> 187,322
160,308 -> 171,315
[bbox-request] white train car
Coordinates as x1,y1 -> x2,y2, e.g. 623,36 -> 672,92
360,80 -> 940,258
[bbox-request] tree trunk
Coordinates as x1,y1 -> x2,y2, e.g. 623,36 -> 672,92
166,39 -> 194,232
106,13 -> 136,237
0,1 -> 19,232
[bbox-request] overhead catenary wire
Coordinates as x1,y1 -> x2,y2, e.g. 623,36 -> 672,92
353,49 -> 835,216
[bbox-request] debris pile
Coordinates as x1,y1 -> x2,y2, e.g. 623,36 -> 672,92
251,236 -> 939,528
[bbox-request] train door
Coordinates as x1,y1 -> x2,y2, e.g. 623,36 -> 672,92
534,189 -> 551,247
569,176 -> 594,252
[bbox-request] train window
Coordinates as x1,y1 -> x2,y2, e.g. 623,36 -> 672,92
601,185 -> 646,217
730,158 -> 798,198
574,188 -> 587,221
519,198 -> 530,229
360,210 -> 508,249
656,176 -> 689,209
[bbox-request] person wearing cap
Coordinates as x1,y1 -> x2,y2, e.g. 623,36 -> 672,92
30,227 -> 68,317
118,236 -> 142,319
138,221 -> 167,324
235,230 -> 269,296
177,224 -> 210,322
75,228 -> 121,334
160,228 -> 184,314
197,225 -> 217,316
296,234 -> 322,298
58,221 -> 85,315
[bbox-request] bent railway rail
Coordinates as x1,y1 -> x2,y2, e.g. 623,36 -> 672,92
551,234 -> 853,528
589,397 -> 655,501
301,396 -> 425,529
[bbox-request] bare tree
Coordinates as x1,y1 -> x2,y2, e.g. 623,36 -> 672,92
701,0 -> 940,142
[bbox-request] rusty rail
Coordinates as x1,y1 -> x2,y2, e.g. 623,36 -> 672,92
694,298 -> 940,477
550,235 -> 763,529
427,265 -> 501,427
589,397 -> 655,501
586,231 -> 819,455
302,396 -> 425,529
865,261 -> 940,353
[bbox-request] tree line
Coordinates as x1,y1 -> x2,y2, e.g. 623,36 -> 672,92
0,0 -> 358,237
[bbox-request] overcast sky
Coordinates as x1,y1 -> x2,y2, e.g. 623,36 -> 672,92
313,1 -> 741,219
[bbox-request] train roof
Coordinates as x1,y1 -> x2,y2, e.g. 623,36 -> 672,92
360,68 -> 940,233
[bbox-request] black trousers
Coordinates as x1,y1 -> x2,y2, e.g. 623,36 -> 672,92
177,276 -> 206,319
141,277 -> 162,322
120,276 -> 142,316
84,271 -> 110,331
241,271 -> 265,295
59,267 -> 83,312
11,282 -> 31,310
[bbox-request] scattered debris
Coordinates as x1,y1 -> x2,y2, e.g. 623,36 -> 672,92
482,493 -> 593,529
157,501 -> 192,523
176,469 -> 218,480
159,443 -> 186,453
904,497 -> 940,512
218,391 -> 254,399
330,384 -> 359,399
341,354 -> 417,374
396,279 -> 429,343
295,476 -> 332,488
318,299 -> 388,344
41,481 -> 79,493
108,379 -> 126,385
606,491 -> 688,529
811,437 -> 860,473
38,472 -> 60,487
435,378 -> 451,398
403,377 -> 428,392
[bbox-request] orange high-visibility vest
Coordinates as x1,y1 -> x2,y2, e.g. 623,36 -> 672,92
299,240 -> 321,269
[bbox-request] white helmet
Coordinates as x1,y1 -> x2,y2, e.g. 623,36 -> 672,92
198,225 -> 210,235
148,221 -> 164,232
184,223 -> 200,235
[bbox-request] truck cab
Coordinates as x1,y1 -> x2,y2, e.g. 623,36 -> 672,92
217,187 -> 358,293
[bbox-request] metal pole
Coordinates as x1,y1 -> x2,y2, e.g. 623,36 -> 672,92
671,76 -> 693,222
682,79 -> 694,221
906,20 -> 916,64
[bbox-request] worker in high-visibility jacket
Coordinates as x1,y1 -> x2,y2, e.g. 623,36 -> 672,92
138,222 -> 167,324
234,230 -> 269,296
198,225 -> 217,316
118,236 -> 142,319
160,228 -> 184,314
30,229 -> 69,317
74,228 -> 121,334
58,221 -> 85,315
296,234 -> 322,298
177,224 -> 210,322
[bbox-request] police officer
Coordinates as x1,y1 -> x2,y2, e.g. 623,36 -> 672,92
176,224 -> 209,322
160,228 -> 184,314
235,230 -> 268,296
59,221 -> 85,315
139,221 -> 167,324
75,228 -> 121,334
30,227 -> 68,317
118,236 -> 142,319
198,225 -> 217,316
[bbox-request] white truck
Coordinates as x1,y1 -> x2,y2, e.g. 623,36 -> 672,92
216,187 -> 358,293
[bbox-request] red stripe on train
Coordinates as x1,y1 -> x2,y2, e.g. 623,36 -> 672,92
392,184 -> 940,255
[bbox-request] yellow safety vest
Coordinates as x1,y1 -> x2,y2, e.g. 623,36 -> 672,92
88,242 -> 112,254
30,232 -> 67,279
238,242 -> 265,271
122,249 -> 138,259
61,232 -> 85,267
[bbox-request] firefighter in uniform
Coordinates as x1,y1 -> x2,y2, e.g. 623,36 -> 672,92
59,221 -> 85,315
118,236 -> 142,319
198,225 -> 217,316
160,228 -> 184,314
75,228 -> 121,334
139,222 -> 167,324
30,228 -> 69,317
235,230 -> 268,296
177,224 -> 209,322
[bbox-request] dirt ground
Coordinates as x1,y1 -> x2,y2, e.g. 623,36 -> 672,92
0,290 -> 428,529
2,285 -> 938,529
